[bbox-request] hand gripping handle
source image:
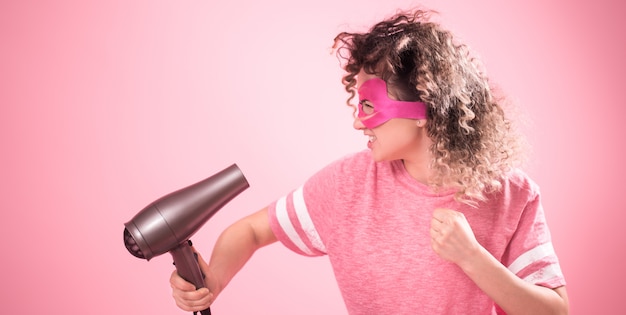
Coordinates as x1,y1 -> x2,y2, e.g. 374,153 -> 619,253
171,240 -> 211,315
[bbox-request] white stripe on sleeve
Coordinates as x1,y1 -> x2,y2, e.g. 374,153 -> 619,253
293,186 -> 326,253
507,242 -> 556,275
275,195 -> 314,255
523,263 -> 563,284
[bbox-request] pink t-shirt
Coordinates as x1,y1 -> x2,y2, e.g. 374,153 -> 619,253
268,150 -> 566,314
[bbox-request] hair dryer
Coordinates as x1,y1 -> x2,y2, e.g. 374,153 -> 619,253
123,164 -> 249,315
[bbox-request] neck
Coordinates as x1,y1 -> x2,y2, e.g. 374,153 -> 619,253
402,158 -> 432,184
402,138 -> 433,185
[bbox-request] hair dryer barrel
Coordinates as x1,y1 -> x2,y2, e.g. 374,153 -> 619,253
124,164 -> 249,261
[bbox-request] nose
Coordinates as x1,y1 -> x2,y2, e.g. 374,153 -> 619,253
353,117 -> 366,130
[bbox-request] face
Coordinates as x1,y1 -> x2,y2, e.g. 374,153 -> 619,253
354,70 -> 428,162
357,77 -> 427,129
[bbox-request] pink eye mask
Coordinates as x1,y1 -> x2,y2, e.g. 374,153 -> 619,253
357,78 -> 427,129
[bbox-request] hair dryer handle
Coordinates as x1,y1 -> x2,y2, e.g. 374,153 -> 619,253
171,241 -> 211,315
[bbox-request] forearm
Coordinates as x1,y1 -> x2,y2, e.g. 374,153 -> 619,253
460,247 -> 568,315
206,208 -> 277,297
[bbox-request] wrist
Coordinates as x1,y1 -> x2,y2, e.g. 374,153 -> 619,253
457,244 -> 491,275
204,266 -> 224,297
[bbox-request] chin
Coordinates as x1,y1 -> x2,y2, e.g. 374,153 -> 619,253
371,151 -> 389,162
371,150 -> 404,163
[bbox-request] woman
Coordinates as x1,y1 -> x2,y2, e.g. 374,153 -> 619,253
171,8 -> 569,314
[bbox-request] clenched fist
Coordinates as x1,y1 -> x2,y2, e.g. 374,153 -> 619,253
430,208 -> 482,267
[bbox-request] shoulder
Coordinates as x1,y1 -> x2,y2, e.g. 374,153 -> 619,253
334,149 -> 374,167
319,149 -> 377,176
305,149 -> 391,194
495,168 -> 541,205
504,169 -> 540,193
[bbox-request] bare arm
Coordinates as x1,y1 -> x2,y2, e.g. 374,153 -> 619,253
170,207 -> 277,312
460,245 -> 569,315
431,208 -> 569,315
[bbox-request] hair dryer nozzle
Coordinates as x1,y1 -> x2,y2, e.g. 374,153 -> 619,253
123,163 -> 249,261
124,227 -> 145,259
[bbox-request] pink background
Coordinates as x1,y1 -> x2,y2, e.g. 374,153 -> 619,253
1,0 -> 624,314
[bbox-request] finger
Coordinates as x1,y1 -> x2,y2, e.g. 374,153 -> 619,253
170,269 -> 211,298
174,293 -> 212,312
430,217 -> 442,235
433,208 -> 444,222
177,288 -> 213,312
432,208 -> 448,222
179,287 -> 212,304
430,215 -> 443,227
429,228 -> 441,241
170,270 -> 196,291
430,232 -> 443,255
172,285 -> 212,309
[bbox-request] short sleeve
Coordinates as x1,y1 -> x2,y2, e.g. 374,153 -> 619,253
266,152 -> 364,257
501,192 -> 566,288
267,185 -> 328,256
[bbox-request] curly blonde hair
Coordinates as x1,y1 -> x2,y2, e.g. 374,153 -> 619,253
333,8 -> 524,205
